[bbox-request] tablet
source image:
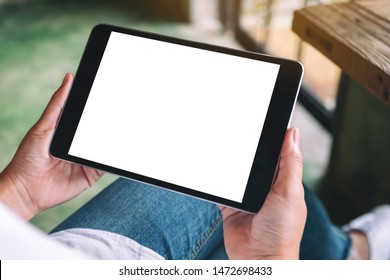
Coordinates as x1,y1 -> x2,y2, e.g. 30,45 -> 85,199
50,24 -> 303,213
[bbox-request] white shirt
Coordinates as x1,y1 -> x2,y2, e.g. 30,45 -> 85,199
0,203 -> 163,260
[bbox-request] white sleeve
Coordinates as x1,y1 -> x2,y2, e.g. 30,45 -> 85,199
0,203 -> 87,259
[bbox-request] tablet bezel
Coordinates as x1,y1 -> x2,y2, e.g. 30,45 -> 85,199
50,24 -> 303,213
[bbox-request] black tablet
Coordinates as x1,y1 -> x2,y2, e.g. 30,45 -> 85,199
50,24 -> 303,213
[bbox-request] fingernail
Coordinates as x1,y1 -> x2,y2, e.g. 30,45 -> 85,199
61,73 -> 69,85
292,127 -> 300,146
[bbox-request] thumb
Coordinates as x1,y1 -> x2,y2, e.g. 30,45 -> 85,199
254,127 -> 306,259
35,73 -> 74,132
271,127 -> 304,199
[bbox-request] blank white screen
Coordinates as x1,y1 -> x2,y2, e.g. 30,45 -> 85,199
69,32 -> 280,203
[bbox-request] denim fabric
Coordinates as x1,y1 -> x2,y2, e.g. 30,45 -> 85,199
52,178 -> 225,259
52,178 -> 350,260
300,187 -> 352,259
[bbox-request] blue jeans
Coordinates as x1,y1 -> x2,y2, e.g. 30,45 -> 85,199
51,178 -> 351,259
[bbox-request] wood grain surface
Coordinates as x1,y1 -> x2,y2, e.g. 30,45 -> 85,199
292,0 -> 390,105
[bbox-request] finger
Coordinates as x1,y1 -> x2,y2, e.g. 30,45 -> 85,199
36,73 -> 74,132
271,127 -> 303,198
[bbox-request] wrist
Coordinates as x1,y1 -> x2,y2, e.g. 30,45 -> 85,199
259,252 -> 299,260
250,245 -> 300,260
0,169 -> 36,220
